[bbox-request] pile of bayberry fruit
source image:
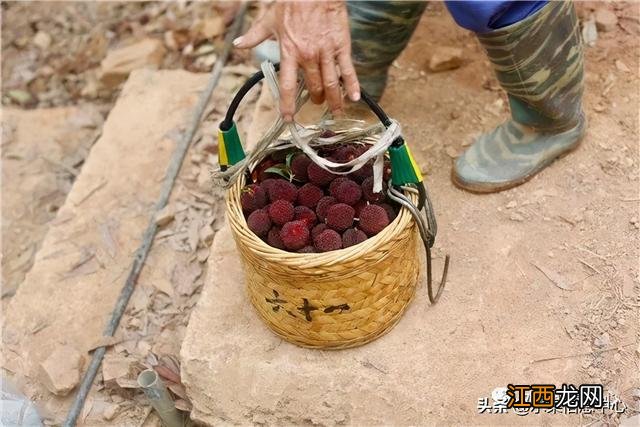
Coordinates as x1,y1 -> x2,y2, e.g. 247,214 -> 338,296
241,141 -> 399,253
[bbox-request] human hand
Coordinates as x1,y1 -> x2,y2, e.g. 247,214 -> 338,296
233,1 -> 360,122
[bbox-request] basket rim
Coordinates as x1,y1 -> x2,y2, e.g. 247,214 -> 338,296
226,173 -> 417,269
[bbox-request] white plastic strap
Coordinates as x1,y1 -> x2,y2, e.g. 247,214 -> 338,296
261,61 -> 401,192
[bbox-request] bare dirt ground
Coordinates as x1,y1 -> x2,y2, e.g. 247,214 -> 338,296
381,2 -> 639,422
1,1 -> 246,108
1,1 -> 639,425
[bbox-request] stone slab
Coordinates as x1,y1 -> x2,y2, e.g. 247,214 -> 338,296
1,105 -> 103,298
2,69 -> 209,411
181,223 -> 588,425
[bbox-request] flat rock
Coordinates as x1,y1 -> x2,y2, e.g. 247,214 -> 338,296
39,345 -> 83,396
155,204 -> 176,227
1,105 -> 103,298
181,223 -> 583,425
594,8 -> 618,32
102,354 -> 133,383
102,403 -> 120,421
428,46 -> 463,72
3,69 -> 209,416
100,38 -> 166,88
593,332 -> 611,348
181,88 -> 588,423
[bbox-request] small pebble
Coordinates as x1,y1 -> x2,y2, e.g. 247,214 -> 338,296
594,8 -> 618,32
445,146 -> 459,158
509,213 -> 525,222
102,403 -> 120,421
594,332 -> 611,348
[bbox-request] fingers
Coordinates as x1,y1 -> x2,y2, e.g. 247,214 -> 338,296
301,61 -> 324,105
320,48 -> 343,116
279,54 -> 298,122
337,51 -> 360,102
233,22 -> 270,49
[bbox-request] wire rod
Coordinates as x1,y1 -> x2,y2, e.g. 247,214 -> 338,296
387,183 -> 450,304
63,5 -> 248,426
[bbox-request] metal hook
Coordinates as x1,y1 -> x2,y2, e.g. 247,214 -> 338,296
387,182 -> 450,304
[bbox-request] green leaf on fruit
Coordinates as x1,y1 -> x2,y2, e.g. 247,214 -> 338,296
264,165 -> 293,180
285,152 -> 296,169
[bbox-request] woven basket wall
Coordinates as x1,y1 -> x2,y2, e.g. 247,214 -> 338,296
226,172 -> 421,349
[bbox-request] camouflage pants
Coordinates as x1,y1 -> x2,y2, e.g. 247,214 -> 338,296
348,1 -> 427,100
348,1 -> 548,100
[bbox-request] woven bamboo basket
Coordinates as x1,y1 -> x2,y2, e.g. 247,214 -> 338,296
227,173 -> 420,349
217,63 -> 446,349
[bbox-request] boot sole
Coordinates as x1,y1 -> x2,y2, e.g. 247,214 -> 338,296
450,135 -> 584,194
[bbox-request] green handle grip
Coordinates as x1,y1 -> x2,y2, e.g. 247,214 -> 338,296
389,143 -> 423,186
218,122 -> 246,167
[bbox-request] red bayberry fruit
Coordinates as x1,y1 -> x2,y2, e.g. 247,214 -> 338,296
294,205 -> 317,229
240,184 -> 267,213
342,228 -> 368,248
362,176 -> 387,203
377,202 -> 397,222
291,154 -> 311,182
326,203 -> 355,231
313,229 -> 342,252
261,178 -> 277,194
296,245 -> 316,253
350,159 -> 374,182
328,177 -> 349,198
247,209 -> 271,238
319,129 -> 337,138
383,159 -> 391,181
268,199 -> 295,226
267,226 -> 285,249
358,204 -> 389,236
353,199 -> 368,217
280,220 -> 310,250
334,179 -> 362,206
267,179 -> 298,203
354,144 -> 370,156
297,183 -> 324,208
315,196 -> 337,222
307,162 -> 337,186
333,145 -> 358,163
252,158 -> 277,182
270,150 -> 290,163
311,223 -> 328,239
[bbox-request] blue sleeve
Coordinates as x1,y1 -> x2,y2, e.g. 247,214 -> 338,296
444,0 -> 548,33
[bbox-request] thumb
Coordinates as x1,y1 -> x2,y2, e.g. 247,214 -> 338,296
233,22 -> 271,49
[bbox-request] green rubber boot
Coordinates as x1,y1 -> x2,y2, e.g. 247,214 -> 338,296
348,1 -> 427,101
452,1 -> 586,193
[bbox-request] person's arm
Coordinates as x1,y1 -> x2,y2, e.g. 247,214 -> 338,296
233,1 -> 360,122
